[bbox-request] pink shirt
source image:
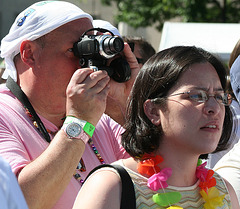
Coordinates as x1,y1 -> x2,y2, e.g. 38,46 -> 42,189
0,85 -> 129,209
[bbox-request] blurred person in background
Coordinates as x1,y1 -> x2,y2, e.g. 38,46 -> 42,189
123,36 -> 156,69
214,39 -> 240,203
208,39 -> 240,168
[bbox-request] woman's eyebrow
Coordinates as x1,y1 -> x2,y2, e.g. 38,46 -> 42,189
193,87 -> 224,92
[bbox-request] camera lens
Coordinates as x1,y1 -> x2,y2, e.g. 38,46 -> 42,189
103,36 -> 124,55
110,37 -> 124,53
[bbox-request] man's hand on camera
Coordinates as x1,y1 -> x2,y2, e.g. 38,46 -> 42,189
66,68 -> 110,126
108,43 -> 140,111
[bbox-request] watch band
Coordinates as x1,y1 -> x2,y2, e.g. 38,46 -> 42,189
61,123 -> 89,144
64,116 -> 95,137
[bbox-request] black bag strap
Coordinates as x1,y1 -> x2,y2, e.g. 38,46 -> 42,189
6,76 -> 51,143
85,164 -> 136,209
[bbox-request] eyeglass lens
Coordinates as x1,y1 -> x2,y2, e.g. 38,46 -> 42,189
188,90 -> 231,105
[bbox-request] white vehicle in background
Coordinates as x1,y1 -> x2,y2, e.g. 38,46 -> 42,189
159,22 -> 240,63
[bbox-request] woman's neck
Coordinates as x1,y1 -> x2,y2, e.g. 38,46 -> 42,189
157,141 -> 200,186
161,157 -> 199,187
124,153 -> 200,188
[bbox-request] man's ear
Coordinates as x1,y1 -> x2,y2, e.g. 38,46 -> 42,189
19,40 -> 36,67
143,99 -> 161,126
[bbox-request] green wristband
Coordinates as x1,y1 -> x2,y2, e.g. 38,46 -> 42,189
64,116 -> 95,137
83,121 -> 95,137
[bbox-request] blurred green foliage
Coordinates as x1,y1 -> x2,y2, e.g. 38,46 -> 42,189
101,0 -> 240,31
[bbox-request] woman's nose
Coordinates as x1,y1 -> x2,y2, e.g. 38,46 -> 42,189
203,96 -> 222,115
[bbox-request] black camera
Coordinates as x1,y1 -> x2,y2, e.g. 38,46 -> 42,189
72,28 -> 131,83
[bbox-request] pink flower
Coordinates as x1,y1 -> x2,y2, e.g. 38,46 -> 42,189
196,162 -> 208,181
147,168 -> 172,191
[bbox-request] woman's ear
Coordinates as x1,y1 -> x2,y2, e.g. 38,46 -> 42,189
143,99 -> 161,126
20,40 -> 36,67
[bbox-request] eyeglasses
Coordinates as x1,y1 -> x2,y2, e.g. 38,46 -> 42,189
168,90 -> 232,106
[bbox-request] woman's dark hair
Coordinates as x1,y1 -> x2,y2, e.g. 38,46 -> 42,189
122,46 -> 233,160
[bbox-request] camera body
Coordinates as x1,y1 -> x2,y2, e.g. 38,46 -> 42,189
72,28 -> 131,83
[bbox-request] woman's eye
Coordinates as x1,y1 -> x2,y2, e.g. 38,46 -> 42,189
190,93 -> 202,99
215,94 -> 223,100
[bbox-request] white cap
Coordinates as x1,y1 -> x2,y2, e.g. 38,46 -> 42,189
0,1 -> 93,81
93,20 -> 121,37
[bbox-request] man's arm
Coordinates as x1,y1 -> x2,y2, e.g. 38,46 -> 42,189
18,68 -> 110,209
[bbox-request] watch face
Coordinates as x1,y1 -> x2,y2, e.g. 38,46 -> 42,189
66,122 -> 82,138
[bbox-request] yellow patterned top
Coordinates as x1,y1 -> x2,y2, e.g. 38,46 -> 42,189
112,160 -> 232,209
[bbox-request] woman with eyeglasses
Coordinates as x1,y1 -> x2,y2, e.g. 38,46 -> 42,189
73,46 -> 239,209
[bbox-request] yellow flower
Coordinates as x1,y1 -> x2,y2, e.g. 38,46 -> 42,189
200,187 -> 225,209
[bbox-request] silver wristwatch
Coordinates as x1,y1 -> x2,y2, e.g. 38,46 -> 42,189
61,117 -> 92,143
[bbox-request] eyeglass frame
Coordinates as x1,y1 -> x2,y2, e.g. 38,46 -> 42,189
151,89 -> 232,106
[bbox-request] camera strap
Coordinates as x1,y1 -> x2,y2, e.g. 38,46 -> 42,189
6,76 -> 51,143
82,27 -> 114,36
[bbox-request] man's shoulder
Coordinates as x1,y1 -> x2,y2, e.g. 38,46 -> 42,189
0,84 -> 14,101
0,86 -> 27,123
97,113 -> 124,132
99,113 -> 122,126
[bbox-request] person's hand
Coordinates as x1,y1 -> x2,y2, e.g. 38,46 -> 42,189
66,68 -> 110,126
107,43 -> 140,115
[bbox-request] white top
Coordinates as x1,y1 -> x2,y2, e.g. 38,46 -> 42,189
214,136 -> 240,204
0,155 -> 28,209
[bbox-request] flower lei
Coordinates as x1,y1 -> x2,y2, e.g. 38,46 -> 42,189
137,155 -> 225,209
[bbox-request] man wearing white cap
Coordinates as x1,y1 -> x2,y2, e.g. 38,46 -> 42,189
0,1 -> 139,209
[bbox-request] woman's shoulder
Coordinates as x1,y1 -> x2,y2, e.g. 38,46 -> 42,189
213,170 -> 234,208
74,164 -> 122,209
